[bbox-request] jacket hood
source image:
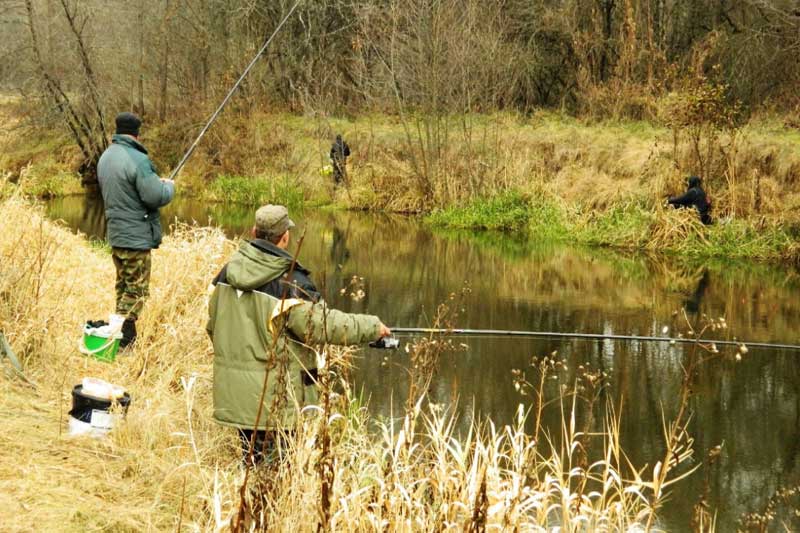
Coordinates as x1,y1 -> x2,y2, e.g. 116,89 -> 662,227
225,241 -> 291,290
249,238 -> 310,275
687,176 -> 702,188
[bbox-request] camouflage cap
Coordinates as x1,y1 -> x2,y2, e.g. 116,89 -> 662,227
255,204 -> 295,238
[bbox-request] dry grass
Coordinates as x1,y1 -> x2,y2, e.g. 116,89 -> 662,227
0,195 -> 699,532
0,194 -> 235,532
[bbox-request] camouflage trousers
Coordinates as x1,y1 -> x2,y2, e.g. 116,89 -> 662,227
112,248 -> 152,320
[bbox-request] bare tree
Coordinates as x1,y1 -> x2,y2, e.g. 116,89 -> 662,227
4,0 -> 800,187
24,0 -> 106,183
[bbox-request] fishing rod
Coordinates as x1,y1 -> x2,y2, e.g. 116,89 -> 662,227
386,327 -> 800,352
167,0 -> 301,182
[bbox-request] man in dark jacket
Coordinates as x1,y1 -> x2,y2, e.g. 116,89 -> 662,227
668,175 -> 712,225
329,134 -> 350,187
97,112 -> 175,347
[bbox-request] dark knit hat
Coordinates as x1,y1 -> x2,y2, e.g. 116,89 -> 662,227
115,112 -> 142,136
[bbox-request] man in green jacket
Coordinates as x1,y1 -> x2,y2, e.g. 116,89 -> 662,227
206,206 -> 390,463
98,112 -> 175,347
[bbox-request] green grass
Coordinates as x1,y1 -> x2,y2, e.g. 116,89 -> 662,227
426,191 -> 534,232
208,174 -> 305,208
575,202 -> 654,249
579,211 -> 797,261
18,160 -> 82,198
694,219 -> 795,260
527,198 -> 572,241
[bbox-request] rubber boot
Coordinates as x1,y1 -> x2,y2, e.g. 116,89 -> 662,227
120,318 -> 137,349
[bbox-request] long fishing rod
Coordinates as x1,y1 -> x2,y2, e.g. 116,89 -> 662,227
388,327 -> 800,351
167,0 -> 301,181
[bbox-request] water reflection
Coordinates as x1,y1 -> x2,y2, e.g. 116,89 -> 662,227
46,195 -> 800,531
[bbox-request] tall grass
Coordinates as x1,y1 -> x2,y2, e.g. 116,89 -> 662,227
0,194 -> 708,531
239,396 -> 658,531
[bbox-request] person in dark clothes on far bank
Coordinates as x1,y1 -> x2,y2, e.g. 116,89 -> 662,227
330,134 -> 350,187
668,175 -> 712,225
97,112 -> 175,348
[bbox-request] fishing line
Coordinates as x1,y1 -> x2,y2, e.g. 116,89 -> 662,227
389,327 -> 800,351
167,0 -> 302,181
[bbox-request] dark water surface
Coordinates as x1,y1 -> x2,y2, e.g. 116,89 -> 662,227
47,195 -> 800,531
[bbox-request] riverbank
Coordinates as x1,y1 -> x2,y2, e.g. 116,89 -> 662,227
426,191 -> 800,263
2,99 -> 799,261
0,196 -> 700,531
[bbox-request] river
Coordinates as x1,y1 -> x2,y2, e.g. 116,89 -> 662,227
46,195 -> 800,531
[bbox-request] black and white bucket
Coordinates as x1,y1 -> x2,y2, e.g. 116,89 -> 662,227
68,381 -> 131,438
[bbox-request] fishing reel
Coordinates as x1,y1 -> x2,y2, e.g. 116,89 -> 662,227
369,336 -> 400,349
